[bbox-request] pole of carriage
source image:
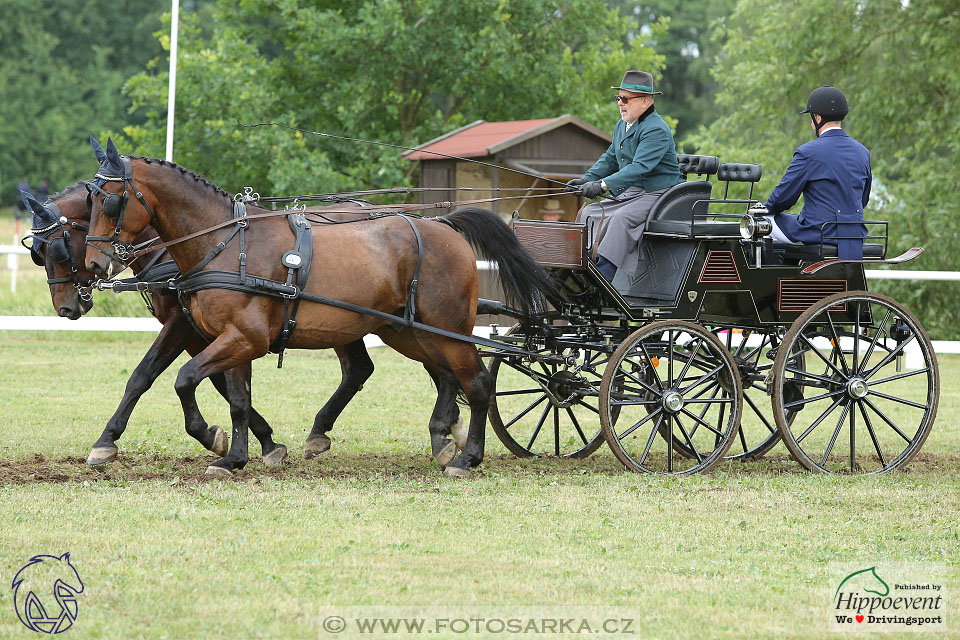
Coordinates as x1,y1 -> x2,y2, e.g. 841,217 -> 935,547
165,0 -> 180,162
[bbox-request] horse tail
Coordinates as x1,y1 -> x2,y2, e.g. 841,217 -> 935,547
440,207 -> 557,318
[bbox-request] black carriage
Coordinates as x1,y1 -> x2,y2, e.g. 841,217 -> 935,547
485,155 -> 939,475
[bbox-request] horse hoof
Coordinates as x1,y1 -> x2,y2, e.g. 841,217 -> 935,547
450,417 -> 468,449
443,466 -> 473,479
209,426 -> 229,457
304,435 -> 331,459
434,440 -> 458,468
263,444 -> 288,468
205,465 -> 233,477
86,447 -> 118,466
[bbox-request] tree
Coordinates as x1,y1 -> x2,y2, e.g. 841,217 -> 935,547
689,0 -> 960,338
0,0 -> 169,203
611,0 -> 736,148
122,0 -> 667,196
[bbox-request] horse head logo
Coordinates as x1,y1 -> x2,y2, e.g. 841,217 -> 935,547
834,566 -> 890,600
11,553 -> 84,634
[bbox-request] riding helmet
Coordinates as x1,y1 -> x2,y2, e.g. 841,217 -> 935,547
800,85 -> 848,120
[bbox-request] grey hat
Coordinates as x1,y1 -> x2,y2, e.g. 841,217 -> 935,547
611,70 -> 662,95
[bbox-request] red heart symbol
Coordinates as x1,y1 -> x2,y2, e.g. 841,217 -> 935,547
856,615 -> 864,623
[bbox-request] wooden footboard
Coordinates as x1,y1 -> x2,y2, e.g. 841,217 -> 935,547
513,220 -> 587,269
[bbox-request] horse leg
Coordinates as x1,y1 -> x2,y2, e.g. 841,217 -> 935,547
174,332 -> 257,476
440,346 -> 492,479
425,368 -> 464,468
207,371 -> 287,467
87,315 -> 221,465
304,339 -> 374,458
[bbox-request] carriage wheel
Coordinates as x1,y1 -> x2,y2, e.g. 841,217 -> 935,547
600,321 -> 743,475
771,292 -> 939,474
488,325 -> 607,458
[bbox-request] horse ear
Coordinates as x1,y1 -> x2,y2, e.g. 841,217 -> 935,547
90,135 -> 107,163
21,190 -> 41,213
105,137 -> 121,164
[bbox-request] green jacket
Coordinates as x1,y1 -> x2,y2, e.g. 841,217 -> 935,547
582,109 -> 683,196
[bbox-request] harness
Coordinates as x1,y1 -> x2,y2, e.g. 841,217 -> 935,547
22,201 -> 93,302
85,156 -> 158,262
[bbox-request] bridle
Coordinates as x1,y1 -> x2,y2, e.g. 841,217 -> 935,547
85,155 -> 157,263
21,201 -> 93,301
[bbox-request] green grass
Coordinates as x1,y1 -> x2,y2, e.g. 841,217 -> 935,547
0,332 -> 958,639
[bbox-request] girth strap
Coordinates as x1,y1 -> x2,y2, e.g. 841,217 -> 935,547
270,212 -> 314,366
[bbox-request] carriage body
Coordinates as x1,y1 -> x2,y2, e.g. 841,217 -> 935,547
488,155 -> 938,475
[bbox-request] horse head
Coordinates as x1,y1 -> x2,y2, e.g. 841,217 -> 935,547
12,553 -> 84,633
85,136 -> 156,279
21,188 -> 94,319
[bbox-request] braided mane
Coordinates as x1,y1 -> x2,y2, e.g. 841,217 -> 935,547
134,156 -> 234,202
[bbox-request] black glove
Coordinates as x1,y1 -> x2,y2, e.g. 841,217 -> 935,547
581,180 -> 605,199
565,178 -> 586,192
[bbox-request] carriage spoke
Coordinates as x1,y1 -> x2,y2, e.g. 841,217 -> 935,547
849,399 -> 857,473
862,397 -> 915,443
637,342 -> 665,390
637,415 -> 664,466
565,407 -> 590,445
867,389 -> 928,410
619,365 -> 660,396
666,415 -> 674,473
796,396 -> 845,444
675,337 -> 703,386
868,367 -> 930,386
744,392 -> 777,435
504,394 -> 547,430
799,333 -> 847,378
857,308 -> 891,375
680,407 -> 727,439
819,401 -> 851,466
852,301 -> 861,372
678,363 -> 725,396
784,387 -> 845,410
525,402 -> 553,450
824,313 -> 851,377
668,332 -> 677,387
783,365 -> 836,388
858,401 -> 886,467
674,416 -> 704,463
617,408 -> 663,442
496,388 -> 547,397
863,337 -> 914,380
554,408 -> 560,456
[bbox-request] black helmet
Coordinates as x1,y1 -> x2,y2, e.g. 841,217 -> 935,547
800,85 -> 848,120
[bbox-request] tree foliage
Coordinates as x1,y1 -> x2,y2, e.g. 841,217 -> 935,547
0,0 -> 167,203
122,0 -> 666,196
612,0 -> 736,147
689,0 -> 960,338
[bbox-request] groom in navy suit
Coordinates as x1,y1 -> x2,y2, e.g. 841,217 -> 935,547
761,86 -> 872,259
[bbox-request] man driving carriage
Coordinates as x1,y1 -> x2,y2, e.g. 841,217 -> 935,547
566,70 -> 683,282
758,85 -> 872,259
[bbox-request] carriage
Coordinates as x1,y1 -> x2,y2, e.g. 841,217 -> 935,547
482,154 -> 939,475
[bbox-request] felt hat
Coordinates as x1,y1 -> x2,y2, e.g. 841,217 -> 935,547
611,70 -> 662,95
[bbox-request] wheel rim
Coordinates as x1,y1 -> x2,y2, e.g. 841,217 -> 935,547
772,292 -> 939,474
488,326 -> 608,458
600,321 -> 743,475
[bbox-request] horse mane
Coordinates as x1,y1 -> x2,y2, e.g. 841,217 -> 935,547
50,181 -> 88,201
133,156 -> 234,203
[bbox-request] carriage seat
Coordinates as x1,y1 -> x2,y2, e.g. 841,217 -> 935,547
643,180 -> 742,238
773,242 -> 885,261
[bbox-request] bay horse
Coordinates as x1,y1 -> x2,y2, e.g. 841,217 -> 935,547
84,140 -> 553,477
21,170 -> 442,469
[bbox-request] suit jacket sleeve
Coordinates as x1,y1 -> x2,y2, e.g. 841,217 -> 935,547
602,126 -> 671,194
764,149 -> 811,215
582,140 -> 618,181
862,150 -> 872,209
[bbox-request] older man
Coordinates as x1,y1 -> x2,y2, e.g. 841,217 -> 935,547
567,70 -> 683,282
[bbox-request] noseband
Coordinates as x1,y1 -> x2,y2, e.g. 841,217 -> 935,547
86,155 -> 156,264
21,201 -> 93,301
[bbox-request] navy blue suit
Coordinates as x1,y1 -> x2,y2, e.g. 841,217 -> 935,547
764,129 -> 872,259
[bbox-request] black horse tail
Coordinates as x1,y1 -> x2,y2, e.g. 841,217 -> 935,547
441,207 -> 558,318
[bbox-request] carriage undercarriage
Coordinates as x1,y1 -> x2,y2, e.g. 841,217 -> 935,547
483,155 -> 939,475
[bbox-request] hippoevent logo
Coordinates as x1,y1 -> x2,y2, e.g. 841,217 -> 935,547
831,564 -> 946,632
11,553 -> 84,634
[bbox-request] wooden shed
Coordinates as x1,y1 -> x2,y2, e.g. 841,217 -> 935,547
403,115 -> 611,221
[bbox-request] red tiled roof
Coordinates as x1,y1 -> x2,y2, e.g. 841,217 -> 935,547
404,118 -> 556,161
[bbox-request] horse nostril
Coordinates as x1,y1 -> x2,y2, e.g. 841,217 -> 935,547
58,306 -> 76,319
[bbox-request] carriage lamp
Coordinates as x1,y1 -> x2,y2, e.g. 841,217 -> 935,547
739,213 -> 772,240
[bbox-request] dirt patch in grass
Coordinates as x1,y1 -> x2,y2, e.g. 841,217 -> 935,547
1,449 -> 958,486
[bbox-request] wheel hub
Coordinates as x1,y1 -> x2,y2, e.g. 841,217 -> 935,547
546,370 -> 585,408
662,390 -> 684,414
846,377 -> 869,399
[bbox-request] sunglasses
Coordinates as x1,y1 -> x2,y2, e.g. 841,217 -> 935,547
615,94 -> 644,104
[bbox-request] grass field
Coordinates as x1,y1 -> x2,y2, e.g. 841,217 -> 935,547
0,330 -> 957,639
